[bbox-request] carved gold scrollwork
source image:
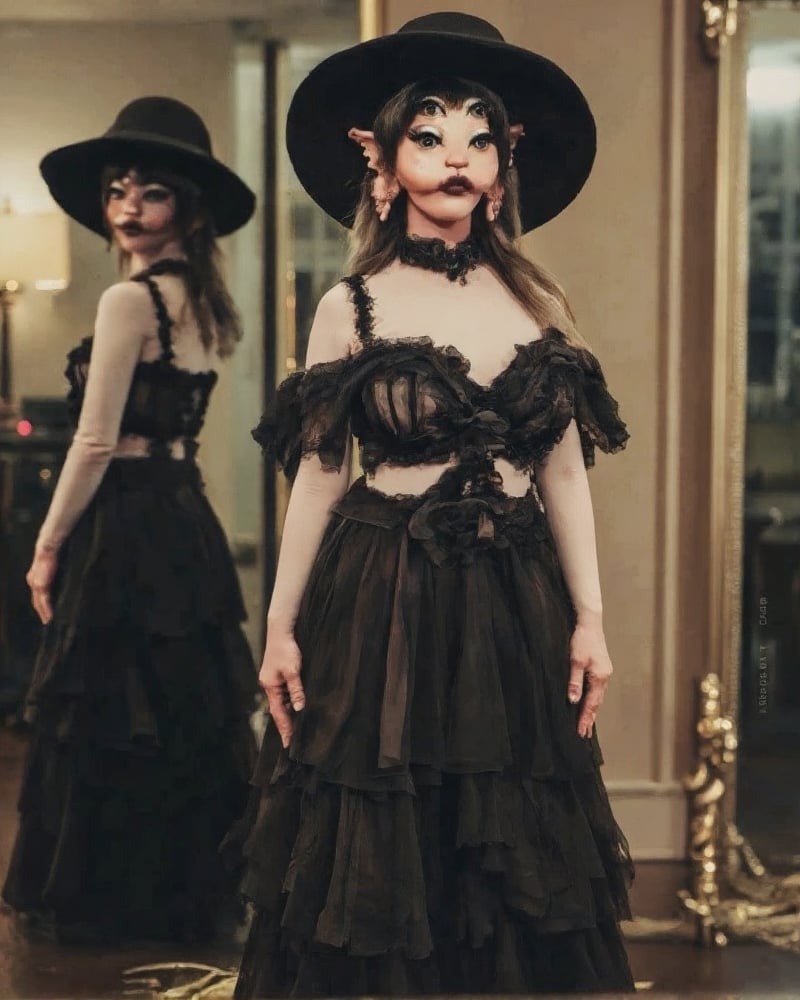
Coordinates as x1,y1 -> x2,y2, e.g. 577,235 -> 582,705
122,963 -> 237,999
678,672 -> 737,945
701,0 -> 739,59
676,672 -> 800,953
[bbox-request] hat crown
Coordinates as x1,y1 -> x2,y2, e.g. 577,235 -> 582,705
106,96 -> 213,156
397,12 -> 505,44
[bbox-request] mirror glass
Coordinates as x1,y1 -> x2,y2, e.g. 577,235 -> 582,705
738,4 -> 800,870
0,3 -> 360,995
0,1 -> 359,715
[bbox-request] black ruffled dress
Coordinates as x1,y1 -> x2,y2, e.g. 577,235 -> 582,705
234,271 -> 635,996
2,261 -> 258,944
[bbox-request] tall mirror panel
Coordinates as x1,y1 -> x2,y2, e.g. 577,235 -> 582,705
738,4 -> 800,869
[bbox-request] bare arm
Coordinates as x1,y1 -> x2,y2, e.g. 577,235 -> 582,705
260,283 -> 355,745
535,420 -> 611,738
27,282 -> 151,623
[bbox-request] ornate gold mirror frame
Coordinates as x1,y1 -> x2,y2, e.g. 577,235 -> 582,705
678,0 -> 800,952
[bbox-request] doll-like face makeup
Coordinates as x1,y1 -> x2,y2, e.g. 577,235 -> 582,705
104,170 -> 183,265
393,95 -> 500,240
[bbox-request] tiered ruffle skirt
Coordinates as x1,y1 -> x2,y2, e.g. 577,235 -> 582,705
2,458 -> 258,943
232,478 -> 635,996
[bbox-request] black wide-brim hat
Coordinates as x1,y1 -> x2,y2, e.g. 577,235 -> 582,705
40,96 -> 255,238
286,12 -> 596,233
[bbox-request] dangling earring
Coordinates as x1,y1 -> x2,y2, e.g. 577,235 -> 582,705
372,173 -> 400,222
485,194 -> 503,223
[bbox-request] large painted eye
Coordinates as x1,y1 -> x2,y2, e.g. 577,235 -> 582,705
471,132 -> 495,151
107,184 -> 125,200
408,129 -> 440,149
143,186 -> 173,203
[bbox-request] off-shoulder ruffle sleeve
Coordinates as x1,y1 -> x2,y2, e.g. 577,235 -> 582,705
251,357 -> 355,480
498,334 -> 629,469
251,339 -> 478,479
252,333 -> 629,479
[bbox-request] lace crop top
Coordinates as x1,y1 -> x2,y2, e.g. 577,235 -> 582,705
65,260 -> 217,459
253,275 -> 629,481
35,260 -> 219,554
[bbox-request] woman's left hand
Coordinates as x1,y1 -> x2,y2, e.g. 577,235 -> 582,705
567,621 -> 613,739
26,548 -> 59,625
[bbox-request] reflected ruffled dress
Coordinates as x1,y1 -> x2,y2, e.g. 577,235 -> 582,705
233,275 -> 635,996
2,263 -> 258,943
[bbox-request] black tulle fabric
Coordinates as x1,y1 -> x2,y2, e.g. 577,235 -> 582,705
2,268 -> 258,944
235,281 -> 634,996
65,259 -> 217,460
252,329 -> 629,481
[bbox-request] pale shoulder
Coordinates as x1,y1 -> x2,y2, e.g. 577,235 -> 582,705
315,280 -> 357,325
94,280 -> 156,344
306,280 -> 359,365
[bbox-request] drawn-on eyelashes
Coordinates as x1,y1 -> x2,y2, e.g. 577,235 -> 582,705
406,128 -> 496,151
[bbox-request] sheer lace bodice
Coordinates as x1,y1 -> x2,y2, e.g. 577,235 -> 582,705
253,267 -> 628,492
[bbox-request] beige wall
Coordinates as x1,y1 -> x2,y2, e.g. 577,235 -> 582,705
386,0 -> 718,860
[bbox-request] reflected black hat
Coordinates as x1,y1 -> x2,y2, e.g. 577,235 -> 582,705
40,96 -> 256,237
286,12 -> 596,233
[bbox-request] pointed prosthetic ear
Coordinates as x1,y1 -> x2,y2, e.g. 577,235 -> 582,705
508,124 -> 525,169
348,128 -> 383,172
348,127 -> 399,223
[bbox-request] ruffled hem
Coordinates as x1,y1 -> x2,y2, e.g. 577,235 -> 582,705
5,621 -> 257,942
3,453 -> 259,941
230,728 -> 634,996
229,482 -> 634,992
235,903 -> 635,997
239,730 -> 632,942
251,329 -> 629,479
4,692 -> 255,943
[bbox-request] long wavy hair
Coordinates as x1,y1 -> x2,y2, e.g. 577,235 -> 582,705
347,78 -> 586,347
101,164 -> 243,357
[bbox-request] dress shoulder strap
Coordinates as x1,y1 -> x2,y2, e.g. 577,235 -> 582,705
130,258 -> 189,363
341,274 -> 375,345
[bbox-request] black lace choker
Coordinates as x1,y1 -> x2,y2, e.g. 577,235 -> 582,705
398,234 -> 483,284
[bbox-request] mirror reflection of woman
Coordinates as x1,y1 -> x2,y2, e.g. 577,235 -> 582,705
1,97 -> 258,945
234,13 -> 635,997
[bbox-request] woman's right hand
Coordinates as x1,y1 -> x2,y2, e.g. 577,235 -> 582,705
26,547 -> 59,625
259,628 -> 305,748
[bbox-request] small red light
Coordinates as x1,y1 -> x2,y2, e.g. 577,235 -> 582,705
16,419 -> 33,437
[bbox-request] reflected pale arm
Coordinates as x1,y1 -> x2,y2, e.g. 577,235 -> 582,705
36,282 -> 150,553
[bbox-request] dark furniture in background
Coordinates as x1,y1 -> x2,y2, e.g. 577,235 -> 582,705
0,398 -> 70,719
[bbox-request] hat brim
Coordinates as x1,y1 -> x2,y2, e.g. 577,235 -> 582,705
40,135 -> 255,238
286,31 -> 596,233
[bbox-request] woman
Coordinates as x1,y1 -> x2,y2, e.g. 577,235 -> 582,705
2,96 -> 258,945
235,13 -> 635,997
